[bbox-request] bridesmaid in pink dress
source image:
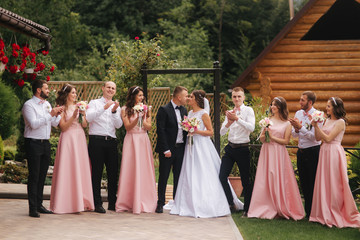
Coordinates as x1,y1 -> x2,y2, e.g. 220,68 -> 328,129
50,84 -> 94,213
310,97 -> 360,228
248,97 -> 305,220
115,86 -> 157,214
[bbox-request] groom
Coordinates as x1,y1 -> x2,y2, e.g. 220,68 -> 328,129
155,86 -> 188,213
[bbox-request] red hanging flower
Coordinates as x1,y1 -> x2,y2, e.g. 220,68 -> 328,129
12,51 -> 19,58
46,76 -> 50,81
50,66 -> 55,72
12,43 -> 20,51
42,50 -> 49,56
0,39 -> 4,51
23,73 -> 28,80
30,73 -> 37,80
9,65 -> 18,74
1,56 -> 8,64
17,79 -> 25,87
135,36 -> 139,40
20,62 -> 26,71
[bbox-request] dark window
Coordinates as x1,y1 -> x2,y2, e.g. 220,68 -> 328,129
302,0 -> 360,40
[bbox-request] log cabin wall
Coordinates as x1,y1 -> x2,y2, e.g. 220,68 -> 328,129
237,0 -> 360,146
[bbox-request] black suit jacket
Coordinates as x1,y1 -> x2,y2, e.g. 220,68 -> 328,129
155,102 -> 187,154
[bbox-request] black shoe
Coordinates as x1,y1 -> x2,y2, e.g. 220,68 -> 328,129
37,205 -> 53,214
242,211 -> 248,218
95,205 -> 106,213
155,204 -> 163,213
229,204 -> 239,213
29,211 -> 40,218
108,204 -> 115,211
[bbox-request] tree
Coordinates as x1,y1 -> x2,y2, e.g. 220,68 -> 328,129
0,81 -> 20,140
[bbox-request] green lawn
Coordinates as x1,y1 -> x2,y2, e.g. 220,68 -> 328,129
232,201 -> 360,240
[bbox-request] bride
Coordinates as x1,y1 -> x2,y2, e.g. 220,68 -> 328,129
170,90 -> 243,218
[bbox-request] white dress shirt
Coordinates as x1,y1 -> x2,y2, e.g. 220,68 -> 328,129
292,107 -> 321,149
171,100 -> 184,144
220,104 -> 255,144
22,96 -> 61,139
86,97 -> 123,138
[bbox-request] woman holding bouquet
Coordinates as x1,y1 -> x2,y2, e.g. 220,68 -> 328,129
115,86 -> 157,214
248,97 -> 304,220
50,84 -> 94,213
170,90 -> 243,218
310,97 -> 360,228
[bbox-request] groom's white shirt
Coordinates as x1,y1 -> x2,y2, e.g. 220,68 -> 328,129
22,96 -> 61,139
220,104 -> 255,144
86,97 -> 123,138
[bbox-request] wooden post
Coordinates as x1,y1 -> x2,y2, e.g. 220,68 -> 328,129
213,61 -> 221,155
289,0 -> 294,20
142,63 -> 148,100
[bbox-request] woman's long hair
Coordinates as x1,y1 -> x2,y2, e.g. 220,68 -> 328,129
270,96 -> 288,121
192,90 -> 206,109
125,86 -> 146,117
329,97 -> 347,123
56,84 -> 74,107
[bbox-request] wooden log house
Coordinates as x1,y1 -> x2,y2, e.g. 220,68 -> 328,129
232,0 -> 360,146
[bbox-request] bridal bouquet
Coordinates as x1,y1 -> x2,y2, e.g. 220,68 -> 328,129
311,110 -> 326,123
76,101 -> 88,123
180,116 -> 200,146
133,103 -> 150,128
259,117 -> 273,143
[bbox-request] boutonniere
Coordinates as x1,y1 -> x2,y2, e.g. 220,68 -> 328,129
305,123 -> 312,131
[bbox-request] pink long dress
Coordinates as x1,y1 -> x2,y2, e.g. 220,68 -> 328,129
248,121 -> 305,220
50,107 -> 94,213
115,110 -> 157,214
310,119 -> 360,228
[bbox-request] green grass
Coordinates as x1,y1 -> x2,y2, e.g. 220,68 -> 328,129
232,201 -> 360,240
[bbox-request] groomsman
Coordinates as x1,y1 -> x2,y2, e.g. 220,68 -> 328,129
87,81 -> 123,213
290,91 -> 321,218
219,87 -> 255,215
22,80 -> 64,217
155,86 -> 188,213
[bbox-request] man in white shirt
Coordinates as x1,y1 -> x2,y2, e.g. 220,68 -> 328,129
86,81 -> 123,213
290,91 -> 321,218
22,80 -> 64,217
219,87 -> 255,215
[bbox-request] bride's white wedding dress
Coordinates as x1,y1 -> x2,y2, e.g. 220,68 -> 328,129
170,109 -> 243,218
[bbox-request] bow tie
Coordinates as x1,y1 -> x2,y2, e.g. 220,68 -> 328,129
39,100 -> 46,105
303,111 -> 309,117
175,106 -> 180,110
234,107 -> 240,112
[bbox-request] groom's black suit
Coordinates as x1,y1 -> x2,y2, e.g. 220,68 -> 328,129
156,102 -> 187,206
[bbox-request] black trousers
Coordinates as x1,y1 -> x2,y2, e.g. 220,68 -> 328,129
25,138 -> 51,212
297,145 -> 320,217
88,136 -> 119,207
219,144 -> 252,212
157,143 -> 185,206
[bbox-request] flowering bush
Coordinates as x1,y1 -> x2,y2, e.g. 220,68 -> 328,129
0,39 -> 56,88
106,33 -> 176,103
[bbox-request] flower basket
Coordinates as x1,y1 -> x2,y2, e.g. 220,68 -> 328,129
24,68 -> 34,74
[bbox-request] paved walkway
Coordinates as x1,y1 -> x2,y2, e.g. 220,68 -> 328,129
0,184 -> 243,240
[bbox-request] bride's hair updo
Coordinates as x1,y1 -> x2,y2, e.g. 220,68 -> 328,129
56,83 -> 74,107
192,90 -> 206,109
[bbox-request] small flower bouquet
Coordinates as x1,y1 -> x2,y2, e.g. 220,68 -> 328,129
311,110 -> 326,124
133,103 -> 150,128
180,116 -> 200,146
76,101 -> 88,123
259,117 -> 273,143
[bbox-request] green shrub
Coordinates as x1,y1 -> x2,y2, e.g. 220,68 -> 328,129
348,142 -> 360,200
49,136 -> 59,166
4,149 -> 15,161
0,135 -> 4,165
0,81 -> 20,140
1,164 -> 28,183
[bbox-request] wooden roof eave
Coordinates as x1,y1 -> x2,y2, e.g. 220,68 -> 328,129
0,7 -> 52,51
231,0 -> 318,88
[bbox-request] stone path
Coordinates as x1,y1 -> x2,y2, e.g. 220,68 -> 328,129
0,184 -> 243,240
